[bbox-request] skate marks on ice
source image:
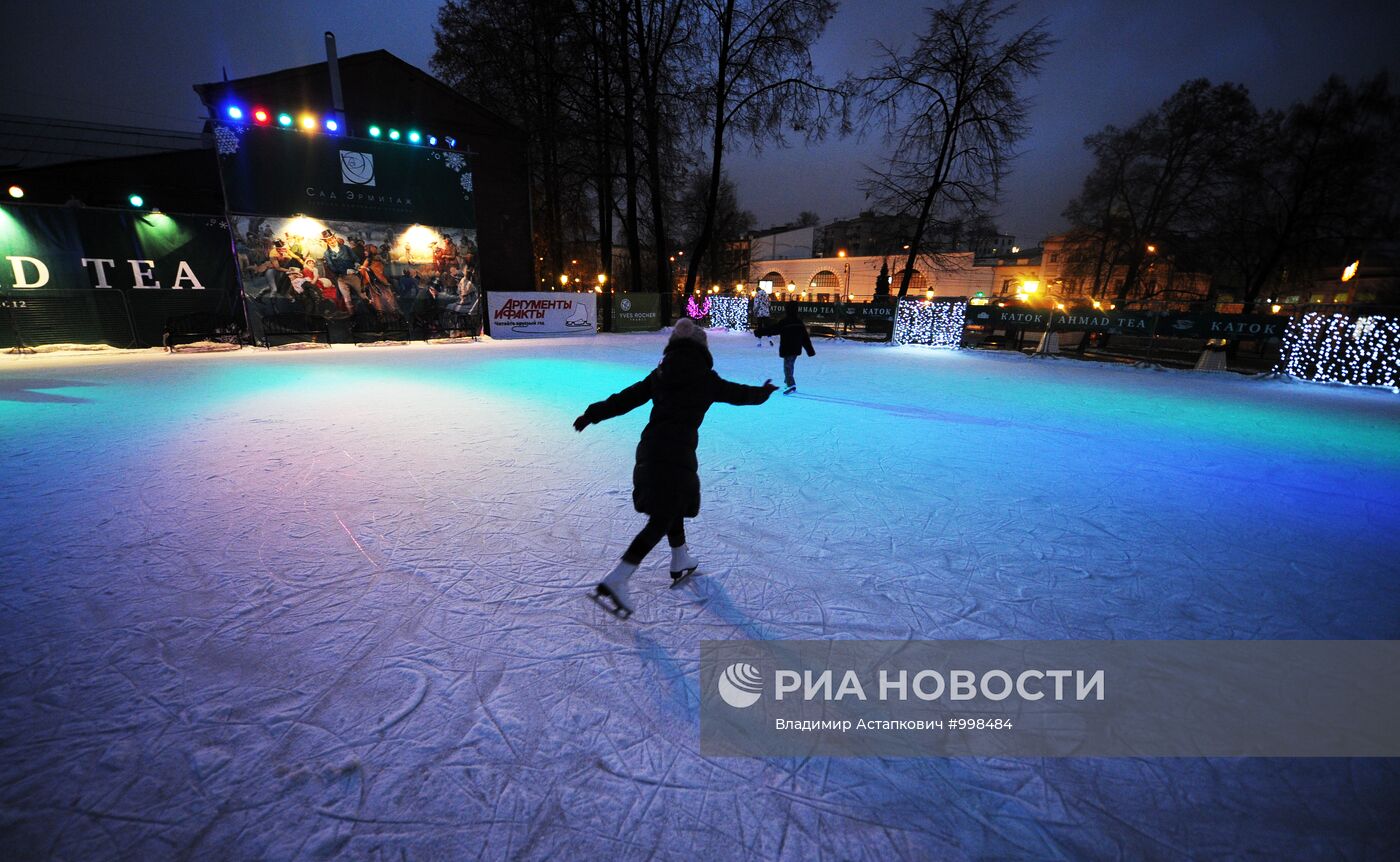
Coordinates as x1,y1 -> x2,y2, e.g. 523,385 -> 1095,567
786,391 -> 1094,439
2,340 -> 1399,857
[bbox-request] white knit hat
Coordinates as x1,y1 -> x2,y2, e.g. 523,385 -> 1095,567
670,317 -> 708,346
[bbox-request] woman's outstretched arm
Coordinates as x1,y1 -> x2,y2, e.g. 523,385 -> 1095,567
574,375 -> 654,431
710,374 -> 779,406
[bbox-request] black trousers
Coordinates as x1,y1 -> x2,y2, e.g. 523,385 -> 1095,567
622,513 -> 686,565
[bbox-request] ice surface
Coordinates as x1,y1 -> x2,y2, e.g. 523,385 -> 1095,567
1,334 -> 1398,859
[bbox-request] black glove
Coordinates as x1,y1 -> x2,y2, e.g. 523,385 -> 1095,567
573,415 -> 590,432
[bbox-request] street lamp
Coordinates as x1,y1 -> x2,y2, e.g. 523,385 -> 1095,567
559,274 -> 570,287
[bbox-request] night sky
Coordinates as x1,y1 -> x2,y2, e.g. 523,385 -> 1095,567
4,0 -> 1397,246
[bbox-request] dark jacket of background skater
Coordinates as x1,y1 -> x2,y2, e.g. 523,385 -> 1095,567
755,302 -> 816,393
574,318 -> 776,618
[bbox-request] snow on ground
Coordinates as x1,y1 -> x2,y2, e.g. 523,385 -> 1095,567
1,333 -> 1398,860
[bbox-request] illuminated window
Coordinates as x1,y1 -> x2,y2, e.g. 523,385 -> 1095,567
898,269 -> 928,294
810,270 -> 840,293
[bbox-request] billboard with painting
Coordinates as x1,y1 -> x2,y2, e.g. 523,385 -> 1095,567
214,123 -> 480,338
229,215 -> 478,334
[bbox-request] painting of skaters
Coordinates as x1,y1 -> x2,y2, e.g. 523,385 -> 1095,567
231,215 -> 480,337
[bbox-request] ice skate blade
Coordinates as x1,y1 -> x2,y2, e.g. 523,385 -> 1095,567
668,567 -> 700,589
589,585 -> 633,619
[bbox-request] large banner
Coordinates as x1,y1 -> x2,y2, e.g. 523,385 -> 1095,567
229,215 -> 479,334
214,124 -> 481,339
487,292 -> 596,338
613,293 -> 661,332
965,306 -> 1292,340
0,203 -> 240,347
215,125 -> 476,227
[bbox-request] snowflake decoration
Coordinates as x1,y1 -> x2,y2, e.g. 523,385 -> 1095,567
460,173 -> 474,194
443,152 -> 466,173
214,124 -> 242,155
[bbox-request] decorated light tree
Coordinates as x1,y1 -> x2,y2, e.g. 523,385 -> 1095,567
685,294 -> 711,323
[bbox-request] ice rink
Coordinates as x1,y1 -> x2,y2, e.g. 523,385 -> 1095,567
2,333 -> 1398,859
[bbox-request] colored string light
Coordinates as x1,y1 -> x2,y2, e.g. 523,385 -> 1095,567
685,295 -> 712,321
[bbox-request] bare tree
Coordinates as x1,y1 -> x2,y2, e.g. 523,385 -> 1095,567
859,0 -> 1050,309
1063,79 -> 1256,308
682,0 -> 844,296
1202,74 -> 1398,311
434,0 -> 582,283
628,0 -> 700,319
676,169 -> 755,287
1058,126 -> 1138,303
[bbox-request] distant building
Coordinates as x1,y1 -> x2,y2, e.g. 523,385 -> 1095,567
979,246 -> 1046,299
1026,234 -> 1212,310
748,253 -> 991,302
1241,243 -> 1400,313
748,225 -> 815,260
817,210 -> 1013,259
3,50 -> 534,292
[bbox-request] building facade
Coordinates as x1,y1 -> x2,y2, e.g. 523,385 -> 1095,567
748,253 -> 992,301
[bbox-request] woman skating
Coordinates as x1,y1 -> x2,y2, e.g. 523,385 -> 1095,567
574,318 -> 777,618
754,302 -> 815,394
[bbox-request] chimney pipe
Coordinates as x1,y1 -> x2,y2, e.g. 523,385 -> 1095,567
325,31 -> 346,129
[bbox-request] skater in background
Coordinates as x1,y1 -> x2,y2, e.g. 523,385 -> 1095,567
751,284 -> 772,347
574,317 -> 778,618
755,302 -> 816,394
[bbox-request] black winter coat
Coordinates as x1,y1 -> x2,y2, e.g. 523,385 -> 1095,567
582,339 -> 772,517
756,316 -> 816,358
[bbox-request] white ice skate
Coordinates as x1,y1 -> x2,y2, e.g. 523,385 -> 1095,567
591,560 -> 637,619
668,544 -> 700,588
